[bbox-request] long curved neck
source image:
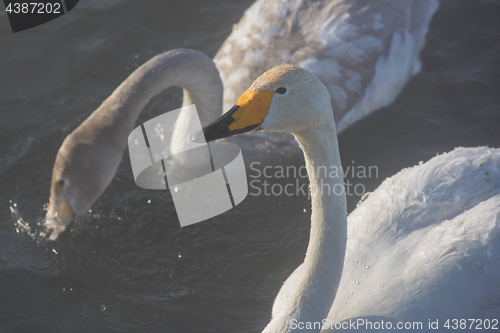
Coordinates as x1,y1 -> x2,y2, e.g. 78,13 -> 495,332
79,49 -> 223,154
266,121 -> 348,332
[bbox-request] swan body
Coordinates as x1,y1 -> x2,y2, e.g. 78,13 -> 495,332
327,146 -> 500,329
215,0 -> 439,132
199,64 -> 500,332
277,147 -> 500,331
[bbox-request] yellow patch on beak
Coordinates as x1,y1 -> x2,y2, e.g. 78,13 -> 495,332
193,89 -> 275,143
228,89 -> 274,131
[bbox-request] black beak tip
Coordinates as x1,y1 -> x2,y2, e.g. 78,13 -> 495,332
191,129 -> 206,143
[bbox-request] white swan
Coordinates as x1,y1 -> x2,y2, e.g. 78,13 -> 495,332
45,0 -> 438,238
197,64 -> 500,332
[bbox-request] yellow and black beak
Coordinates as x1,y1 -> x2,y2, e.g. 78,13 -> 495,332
193,89 -> 274,143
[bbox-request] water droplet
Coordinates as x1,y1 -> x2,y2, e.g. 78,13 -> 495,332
364,265 -> 370,269
88,209 -> 92,213
174,187 -> 179,192
178,254 -> 182,258
52,249 -> 58,255
346,301 -> 350,304
356,300 -> 360,303
353,280 -> 359,284
379,284 -> 384,287
147,199 -> 151,204
101,304 -> 106,311
348,297 -> 352,300
303,208 -> 307,213
357,261 -> 362,265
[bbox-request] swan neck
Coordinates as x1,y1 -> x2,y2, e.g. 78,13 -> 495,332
295,124 -> 347,266
282,123 -> 347,330
92,51 -> 223,153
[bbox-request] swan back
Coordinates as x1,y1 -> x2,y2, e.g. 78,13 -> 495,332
215,0 -> 438,131
325,147 -> 500,329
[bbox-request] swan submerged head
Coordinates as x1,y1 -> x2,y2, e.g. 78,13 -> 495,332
194,64 -> 334,142
45,128 -> 122,240
45,173 -> 75,240
45,140 -> 82,240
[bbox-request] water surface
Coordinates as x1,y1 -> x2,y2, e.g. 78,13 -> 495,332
1,0 -> 500,332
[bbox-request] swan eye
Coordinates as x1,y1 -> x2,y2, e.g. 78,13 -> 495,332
276,87 -> 287,94
57,179 -> 66,188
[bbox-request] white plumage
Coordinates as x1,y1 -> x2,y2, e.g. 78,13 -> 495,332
215,0 -> 439,132
277,147 -> 500,331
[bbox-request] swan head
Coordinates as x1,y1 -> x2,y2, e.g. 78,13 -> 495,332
193,64 -> 333,142
45,129 -> 121,240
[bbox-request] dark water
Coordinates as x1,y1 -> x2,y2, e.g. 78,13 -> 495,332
1,0 -> 500,332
